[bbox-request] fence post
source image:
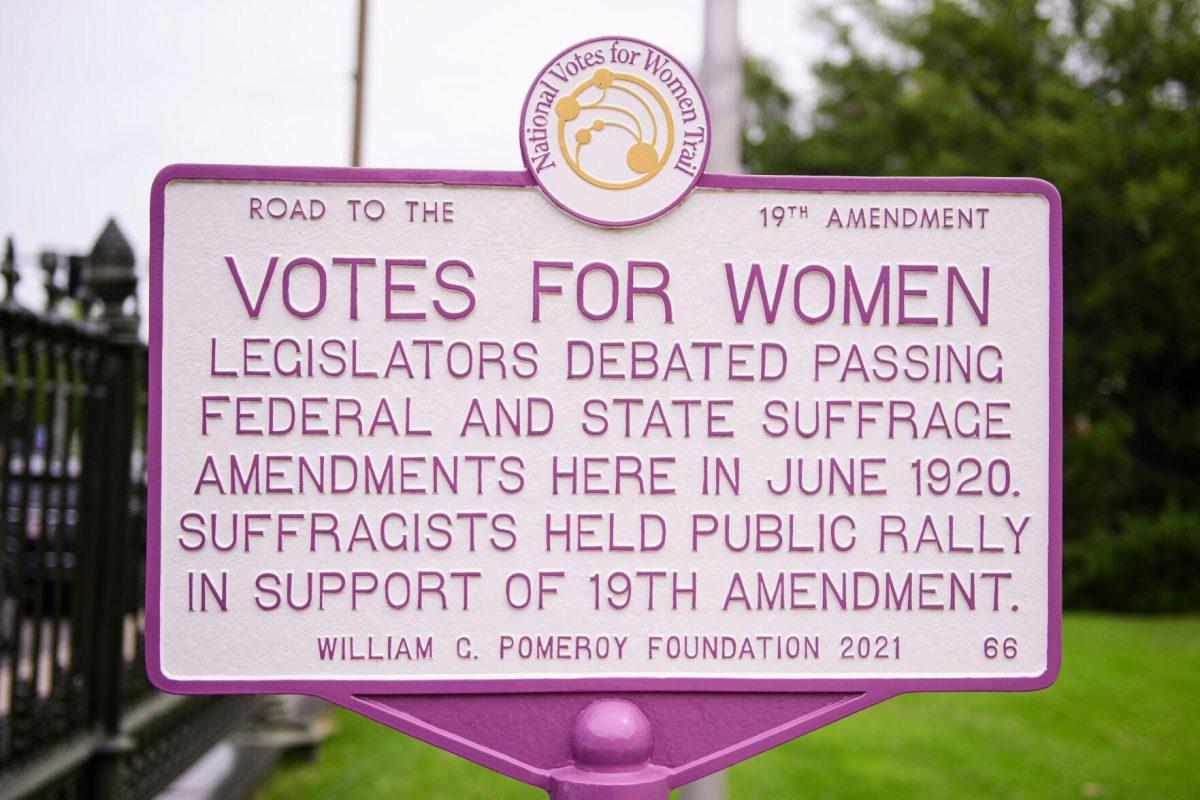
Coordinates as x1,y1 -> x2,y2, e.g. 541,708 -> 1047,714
1,237 -> 20,310
80,220 -> 140,800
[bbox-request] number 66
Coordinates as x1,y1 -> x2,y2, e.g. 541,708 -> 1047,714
984,636 -> 1018,659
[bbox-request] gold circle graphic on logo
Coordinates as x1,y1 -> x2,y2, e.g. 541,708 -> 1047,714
555,69 -> 675,190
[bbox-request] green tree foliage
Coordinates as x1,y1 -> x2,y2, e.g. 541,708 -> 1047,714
743,0 -> 1200,609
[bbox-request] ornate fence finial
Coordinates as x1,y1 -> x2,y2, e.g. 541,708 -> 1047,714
84,219 -> 139,340
2,235 -> 20,308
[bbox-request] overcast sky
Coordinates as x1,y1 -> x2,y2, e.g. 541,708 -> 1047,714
1,0 -> 821,282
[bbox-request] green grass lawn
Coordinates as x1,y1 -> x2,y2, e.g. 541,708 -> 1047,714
257,614 -> 1199,799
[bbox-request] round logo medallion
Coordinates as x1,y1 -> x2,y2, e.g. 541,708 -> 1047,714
519,36 -> 711,227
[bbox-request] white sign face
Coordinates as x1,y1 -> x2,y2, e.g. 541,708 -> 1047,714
148,167 -> 1061,694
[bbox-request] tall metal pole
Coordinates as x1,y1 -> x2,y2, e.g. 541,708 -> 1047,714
700,0 -> 743,174
351,0 -> 369,167
681,4 -> 740,799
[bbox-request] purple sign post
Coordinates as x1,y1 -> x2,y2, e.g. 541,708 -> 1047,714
147,37 -> 1061,799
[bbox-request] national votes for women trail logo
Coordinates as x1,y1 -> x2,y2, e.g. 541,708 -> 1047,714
520,36 -> 711,227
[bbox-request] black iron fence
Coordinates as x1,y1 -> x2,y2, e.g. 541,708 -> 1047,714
0,223 -> 259,800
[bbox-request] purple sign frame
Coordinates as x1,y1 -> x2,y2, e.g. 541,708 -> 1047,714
147,165 -> 1062,796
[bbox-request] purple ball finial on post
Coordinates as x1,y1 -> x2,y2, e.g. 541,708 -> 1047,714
571,699 -> 653,770
549,700 -> 670,800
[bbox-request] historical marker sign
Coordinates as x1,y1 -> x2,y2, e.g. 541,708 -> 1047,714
148,36 -> 1060,798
